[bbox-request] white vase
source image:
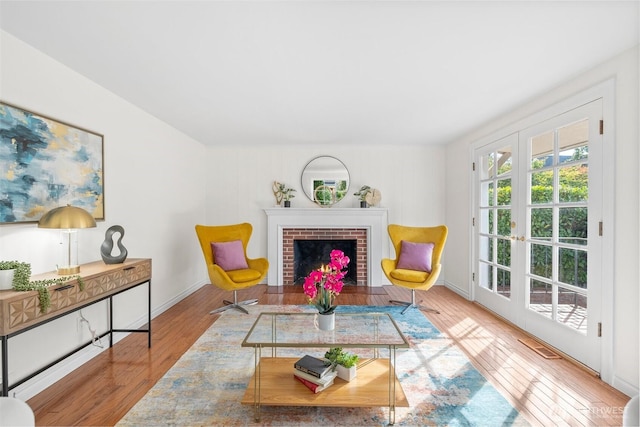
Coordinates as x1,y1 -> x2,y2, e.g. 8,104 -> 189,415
0,269 -> 16,290
315,312 -> 335,331
336,364 -> 357,382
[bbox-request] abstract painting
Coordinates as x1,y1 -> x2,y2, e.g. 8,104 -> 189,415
0,102 -> 104,224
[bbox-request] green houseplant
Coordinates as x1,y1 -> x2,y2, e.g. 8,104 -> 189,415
274,182 -> 296,207
353,185 -> 371,208
281,186 -> 296,207
0,260 -> 84,313
324,347 -> 359,381
0,260 -> 31,290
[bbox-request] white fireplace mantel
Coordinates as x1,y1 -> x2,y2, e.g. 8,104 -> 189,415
264,207 -> 389,286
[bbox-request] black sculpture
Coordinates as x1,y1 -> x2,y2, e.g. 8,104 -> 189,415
100,225 -> 128,264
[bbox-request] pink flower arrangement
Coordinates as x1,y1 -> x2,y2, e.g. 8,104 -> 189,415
303,249 -> 350,315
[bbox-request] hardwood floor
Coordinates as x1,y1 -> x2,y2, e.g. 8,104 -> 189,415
27,285 -> 630,426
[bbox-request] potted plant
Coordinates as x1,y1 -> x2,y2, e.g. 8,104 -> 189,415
353,185 -> 371,208
274,182 -> 296,207
0,260 -> 31,291
325,347 -> 359,381
303,249 -> 350,332
282,186 -> 296,208
0,260 -> 83,313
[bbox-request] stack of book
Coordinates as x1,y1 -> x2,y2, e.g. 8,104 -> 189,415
293,355 -> 337,393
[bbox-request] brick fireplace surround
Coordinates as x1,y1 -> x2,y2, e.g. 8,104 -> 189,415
264,207 -> 389,286
283,228 -> 367,285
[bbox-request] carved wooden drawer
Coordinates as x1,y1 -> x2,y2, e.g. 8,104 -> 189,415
0,258 -> 152,336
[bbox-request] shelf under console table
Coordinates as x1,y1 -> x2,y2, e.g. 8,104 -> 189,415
0,258 -> 152,396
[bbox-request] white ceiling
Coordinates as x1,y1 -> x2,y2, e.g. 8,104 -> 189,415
1,1 -> 638,147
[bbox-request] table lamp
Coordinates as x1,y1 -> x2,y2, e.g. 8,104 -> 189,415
38,204 -> 97,275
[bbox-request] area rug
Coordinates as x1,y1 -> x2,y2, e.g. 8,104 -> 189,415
117,305 -> 530,426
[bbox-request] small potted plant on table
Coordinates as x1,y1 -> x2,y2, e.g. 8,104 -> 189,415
325,347 -> 359,381
0,260 -> 31,291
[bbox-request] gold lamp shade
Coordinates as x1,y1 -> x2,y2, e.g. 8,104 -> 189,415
38,205 -> 97,229
38,205 -> 96,274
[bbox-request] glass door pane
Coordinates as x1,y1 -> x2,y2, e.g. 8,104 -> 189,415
478,145 -> 513,299
526,119 -> 589,334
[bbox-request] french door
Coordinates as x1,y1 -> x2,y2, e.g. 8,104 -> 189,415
474,99 -> 603,371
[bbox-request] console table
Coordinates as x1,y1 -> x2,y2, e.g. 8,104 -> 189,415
0,258 -> 152,396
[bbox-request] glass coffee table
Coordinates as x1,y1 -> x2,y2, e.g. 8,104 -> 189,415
240,312 -> 410,425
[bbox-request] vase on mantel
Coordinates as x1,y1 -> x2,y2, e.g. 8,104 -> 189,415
315,312 -> 335,331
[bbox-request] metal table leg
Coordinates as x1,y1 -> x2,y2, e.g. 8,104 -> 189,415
253,346 -> 261,422
1,336 -> 7,396
388,345 -> 397,425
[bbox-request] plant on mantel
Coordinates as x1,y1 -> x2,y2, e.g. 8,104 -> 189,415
0,260 -> 84,313
353,185 -> 371,202
281,186 -> 296,202
275,181 -> 296,206
272,181 -> 297,205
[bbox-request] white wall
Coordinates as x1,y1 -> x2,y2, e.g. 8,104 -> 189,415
444,45 -> 639,396
0,31 -> 207,398
203,145 -> 447,272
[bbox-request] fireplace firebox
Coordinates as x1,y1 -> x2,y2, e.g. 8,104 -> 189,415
282,227 -> 367,285
293,239 -> 357,285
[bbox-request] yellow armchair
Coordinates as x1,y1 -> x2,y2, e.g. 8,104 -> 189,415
381,224 -> 448,314
195,223 -> 268,314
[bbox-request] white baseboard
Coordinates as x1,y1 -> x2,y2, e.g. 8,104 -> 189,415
151,280 -> 207,319
9,280 -> 208,401
442,280 -> 470,300
613,375 -> 639,398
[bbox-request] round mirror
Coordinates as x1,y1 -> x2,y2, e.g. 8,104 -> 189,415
300,156 -> 350,207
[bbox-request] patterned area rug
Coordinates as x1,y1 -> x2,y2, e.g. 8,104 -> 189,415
117,305 -> 529,426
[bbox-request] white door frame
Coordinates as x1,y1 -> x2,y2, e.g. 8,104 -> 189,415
519,99 -> 603,370
469,79 -> 615,383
